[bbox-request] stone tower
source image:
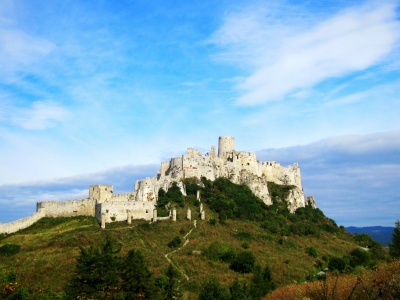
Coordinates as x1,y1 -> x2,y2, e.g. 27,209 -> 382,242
89,185 -> 113,203
218,136 -> 235,157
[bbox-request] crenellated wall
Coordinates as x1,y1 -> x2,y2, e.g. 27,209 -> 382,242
111,192 -> 135,202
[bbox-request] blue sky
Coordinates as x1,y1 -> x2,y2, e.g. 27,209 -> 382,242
0,0 -> 399,226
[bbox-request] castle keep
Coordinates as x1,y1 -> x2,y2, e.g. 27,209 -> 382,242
0,136 -> 315,234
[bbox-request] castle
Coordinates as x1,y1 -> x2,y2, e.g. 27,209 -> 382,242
0,136 -> 316,234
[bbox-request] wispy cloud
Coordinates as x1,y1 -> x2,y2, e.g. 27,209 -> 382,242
210,1 -> 400,105
10,101 -> 70,130
0,28 -> 55,80
257,130 -> 400,226
0,163 -> 158,222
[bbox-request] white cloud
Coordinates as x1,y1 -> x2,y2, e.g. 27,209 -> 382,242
256,130 -> 400,226
211,1 -> 400,105
0,28 -> 55,79
11,101 -> 69,130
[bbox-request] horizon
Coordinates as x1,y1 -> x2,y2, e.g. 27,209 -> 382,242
1,131 -> 399,227
1,0 -> 399,227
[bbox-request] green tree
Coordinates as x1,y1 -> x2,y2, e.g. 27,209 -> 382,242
67,235 -> 121,299
121,249 -> 154,299
389,220 -> 400,258
163,265 -> 182,300
229,278 -> 247,300
198,277 -> 229,300
248,264 -> 276,299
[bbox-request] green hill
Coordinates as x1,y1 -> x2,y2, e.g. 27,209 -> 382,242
0,179 -> 389,299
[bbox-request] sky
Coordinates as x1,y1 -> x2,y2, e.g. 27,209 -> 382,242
0,0 -> 399,227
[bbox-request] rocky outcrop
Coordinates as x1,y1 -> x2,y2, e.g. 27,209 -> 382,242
133,136 -> 313,212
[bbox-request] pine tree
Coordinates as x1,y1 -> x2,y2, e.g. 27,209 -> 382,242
121,249 -> 154,299
67,235 -> 121,299
229,278 -> 247,300
248,264 -> 276,299
164,265 -> 182,300
199,277 -> 229,300
389,220 -> 400,258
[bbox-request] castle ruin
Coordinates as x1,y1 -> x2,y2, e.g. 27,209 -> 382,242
0,136 -> 315,234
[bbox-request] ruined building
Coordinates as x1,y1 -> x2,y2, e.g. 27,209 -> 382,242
0,136 -> 316,234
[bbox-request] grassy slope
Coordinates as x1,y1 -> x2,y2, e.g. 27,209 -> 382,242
0,202 -> 361,299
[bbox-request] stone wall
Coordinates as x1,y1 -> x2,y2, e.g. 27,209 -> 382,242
37,198 -> 97,217
96,201 -> 154,223
111,192 -> 134,202
0,211 -> 45,234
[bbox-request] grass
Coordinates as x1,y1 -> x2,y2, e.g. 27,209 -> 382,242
264,260 -> 400,300
0,204 -> 381,298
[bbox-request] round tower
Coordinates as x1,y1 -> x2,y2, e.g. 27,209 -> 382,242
218,136 -> 235,157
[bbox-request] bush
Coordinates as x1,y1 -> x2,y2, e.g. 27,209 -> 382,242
230,251 -> 256,273
204,242 -> 236,263
0,244 -> 20,256
349,248 -> 369,267
168,236 -> 182,248
305,246 -> 318,258
209,218 -> 217,226
241,242 -> 250,249
234,231 -> 253,241
328,257 -> 347,273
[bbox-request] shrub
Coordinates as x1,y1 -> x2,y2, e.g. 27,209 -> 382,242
209,218 -> 217,226
349,248 -> 369,267
306,246 -> 318,258
204,242 -> 236,263
168,236 -> 182,248
0,244 -> 20,256
234,231 -> 253,241
241,242 -> 250,249
328,257 -> 347,273
230,251 -> 256,273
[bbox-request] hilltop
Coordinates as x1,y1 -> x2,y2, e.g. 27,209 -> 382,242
0,178 -> 390,299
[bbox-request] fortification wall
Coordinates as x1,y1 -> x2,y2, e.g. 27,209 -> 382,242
37,198 -> 96,217
111,192 -> 134,202
0,211 -> 45,234
97,201 -> 154,223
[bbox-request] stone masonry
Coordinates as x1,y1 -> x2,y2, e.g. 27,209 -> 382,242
0,136 -> 316,234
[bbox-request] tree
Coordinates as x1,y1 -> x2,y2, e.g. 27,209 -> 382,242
389,220 -> 400,258
229,278 -> 247,300
67,235 -> 122,299
163,265 -> 182,300
199,277 -> 229,300
248,264 -> 276,299
121,249 -> 154,299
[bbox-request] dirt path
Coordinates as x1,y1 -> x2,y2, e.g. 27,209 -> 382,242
164,225 -> 196,281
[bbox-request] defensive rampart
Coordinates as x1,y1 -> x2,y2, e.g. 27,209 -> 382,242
0,211 -> 45,234
96,201 -> 154,223
37,198 -> 97,217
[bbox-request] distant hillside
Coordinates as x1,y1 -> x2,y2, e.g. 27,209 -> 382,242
346,226 -> 394,246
